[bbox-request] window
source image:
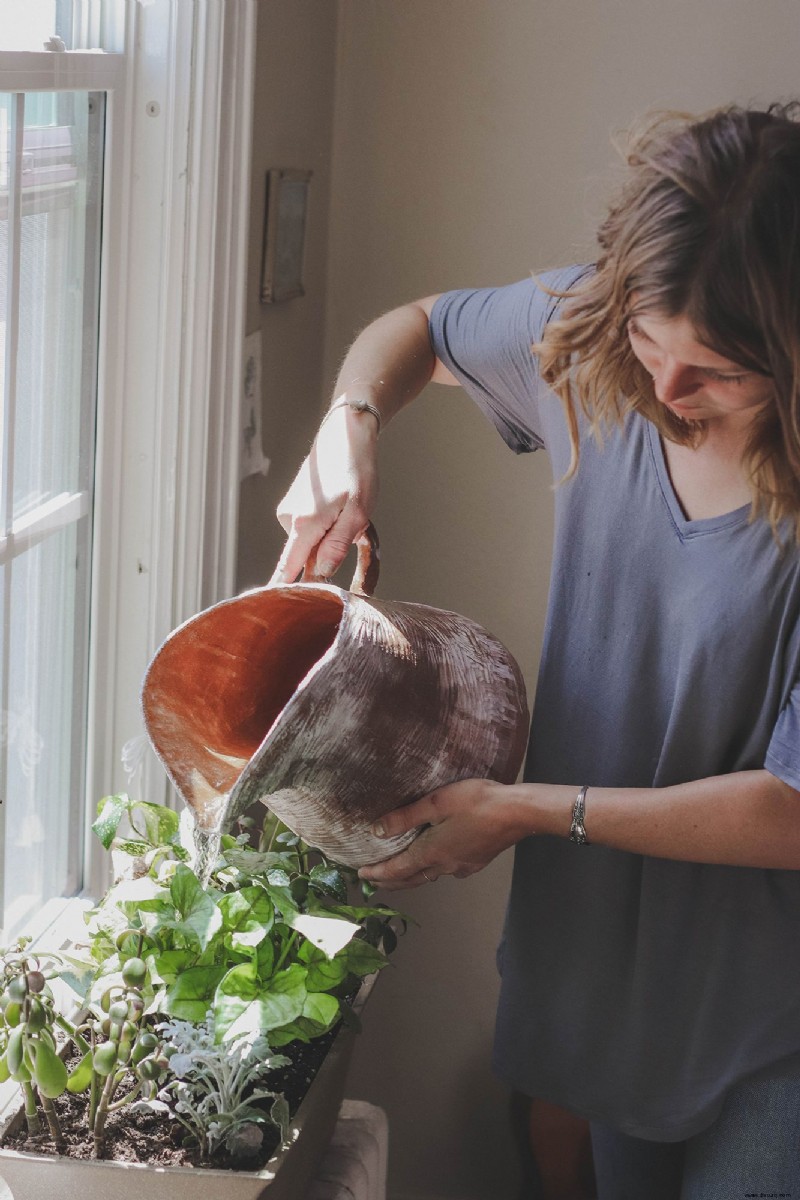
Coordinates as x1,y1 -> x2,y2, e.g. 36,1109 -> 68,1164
0,0 -> 256,942
0,87 -> 103,931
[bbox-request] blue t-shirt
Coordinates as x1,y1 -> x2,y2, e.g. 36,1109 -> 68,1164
429,266 -> 800,1140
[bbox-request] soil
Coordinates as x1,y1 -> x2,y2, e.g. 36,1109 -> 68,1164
1,1026 -> 339,1172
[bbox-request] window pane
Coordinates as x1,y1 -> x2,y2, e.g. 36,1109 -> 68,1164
0,1 -> 126,52
1,519 -> 91,932
0,89 -> 103,934
1,2 -> 60,52
0,91 -> 101,521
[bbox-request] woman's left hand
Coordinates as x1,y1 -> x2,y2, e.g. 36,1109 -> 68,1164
358,778 -> 523,890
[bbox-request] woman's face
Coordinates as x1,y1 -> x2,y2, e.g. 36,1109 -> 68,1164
627,310 -> 774,430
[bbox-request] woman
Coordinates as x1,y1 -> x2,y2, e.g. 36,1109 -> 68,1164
270,104 -> 800,1199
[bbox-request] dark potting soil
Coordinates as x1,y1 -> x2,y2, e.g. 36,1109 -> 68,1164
1,1024 -> 339,1172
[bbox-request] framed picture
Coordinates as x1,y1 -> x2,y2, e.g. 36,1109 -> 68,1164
260,167 -> 312,304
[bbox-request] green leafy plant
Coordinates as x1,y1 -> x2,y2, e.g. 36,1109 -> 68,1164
0,795 -> 406,1165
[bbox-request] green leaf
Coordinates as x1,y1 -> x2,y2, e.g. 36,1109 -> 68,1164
338,939 -> 388,977
257,964 -> 307,1026
286,912 -> 360,959
133,801 -> 180,848
169,865 -> 223,950
66,1050 -> 93,1094
55,954 -> 95,1000
225,964 -> 307,1041
255,938 -> 275,979
222,848 -> 297,875
261,882 -> 299,920
324,901 -> 407,922
268,1018 -> 318,1046
162,965 -> 225,1020
147,950 -> 194,986
218,888 -> 274,947
33,1040 -> 69,1098
308,865 -> 348,904
112,839 -> 152,858
212,962 -> 260,1039
105,876 -> 170,908
92,794 -> 130,850
270,1095 -> 290,1140
302,991 -> 339,1028
267,869 -> 292,888
298,944 -> 350,992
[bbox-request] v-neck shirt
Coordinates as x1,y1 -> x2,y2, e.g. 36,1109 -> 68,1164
429,265 -> 800,1140
647,421 -> 751,536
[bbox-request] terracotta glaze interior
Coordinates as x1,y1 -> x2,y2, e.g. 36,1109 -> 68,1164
143,587 -> 344,805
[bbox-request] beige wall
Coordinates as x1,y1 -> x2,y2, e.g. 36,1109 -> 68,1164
237,0 -> 339,589
240,3 -> 800,1197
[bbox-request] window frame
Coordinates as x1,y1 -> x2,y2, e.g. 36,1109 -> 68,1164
0,0 -> 256,917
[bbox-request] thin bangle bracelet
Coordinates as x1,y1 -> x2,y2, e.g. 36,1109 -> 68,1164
321,397 -> 382,436
569,785 -> 590,845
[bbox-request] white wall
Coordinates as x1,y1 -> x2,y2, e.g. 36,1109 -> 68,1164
320,4 -> 800,1199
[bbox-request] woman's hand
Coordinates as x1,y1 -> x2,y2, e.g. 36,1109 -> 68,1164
268,297 -> 446,585
269,404 -> 379,585
358,778 -> 525,890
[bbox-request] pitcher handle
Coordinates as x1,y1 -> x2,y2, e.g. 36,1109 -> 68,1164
302,522 -> 380,596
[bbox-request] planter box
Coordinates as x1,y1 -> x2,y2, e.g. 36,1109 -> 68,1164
0,974 -> 376,1200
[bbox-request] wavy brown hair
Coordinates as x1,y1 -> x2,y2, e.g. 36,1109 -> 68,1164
538,103 -> 800,539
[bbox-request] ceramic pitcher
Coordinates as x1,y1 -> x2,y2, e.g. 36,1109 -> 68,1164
141,526 -> 529,866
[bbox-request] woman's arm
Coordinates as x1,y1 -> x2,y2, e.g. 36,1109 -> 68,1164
358,769 -> 800,888
270,295 -> 457,585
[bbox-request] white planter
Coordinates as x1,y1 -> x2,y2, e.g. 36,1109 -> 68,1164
0,976 -> 376,1200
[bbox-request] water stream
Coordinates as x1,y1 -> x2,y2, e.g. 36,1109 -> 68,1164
188,792 -> 232,888
192,824 -> 223,888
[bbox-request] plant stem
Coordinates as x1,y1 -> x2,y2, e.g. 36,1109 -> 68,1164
108,1081 -> 141,1112
21,1081 -> 41,1135
273,931 -> 298,973
39,1092 -> 65,1150
88,1061 -> 99,1130
54,1012 -> 91,1056
264,819 -> 280,854
92,1069 -> 118,1156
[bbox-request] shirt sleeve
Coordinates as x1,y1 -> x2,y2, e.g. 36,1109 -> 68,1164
428,264 -> 593,454
765,679 -> 800,791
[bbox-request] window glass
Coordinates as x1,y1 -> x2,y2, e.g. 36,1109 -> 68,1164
0,89 -> 103,932
2,91 -> 98,520
1,522 -> 89,932
2,2 -> 61,52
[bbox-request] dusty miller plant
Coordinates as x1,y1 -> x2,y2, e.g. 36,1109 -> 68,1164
155,1013 -> 291,1161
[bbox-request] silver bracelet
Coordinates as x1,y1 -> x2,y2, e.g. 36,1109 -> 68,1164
569,785 -> 590,845
321,397 -> 382,436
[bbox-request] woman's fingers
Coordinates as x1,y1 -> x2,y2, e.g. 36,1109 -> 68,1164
269,507 -> 372,586
371,794 -> 437,840
359,846 -> 435,890
268,525 -> 308,585
269,403 -> 380,585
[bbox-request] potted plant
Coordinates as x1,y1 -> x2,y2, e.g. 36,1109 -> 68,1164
0,795 -> 403,1199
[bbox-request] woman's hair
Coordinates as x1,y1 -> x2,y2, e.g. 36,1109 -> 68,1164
538,102 -> 800,539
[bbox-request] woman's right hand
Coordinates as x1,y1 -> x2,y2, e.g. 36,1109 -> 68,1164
269,403 -> 380,585
268,294 -> 448,585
